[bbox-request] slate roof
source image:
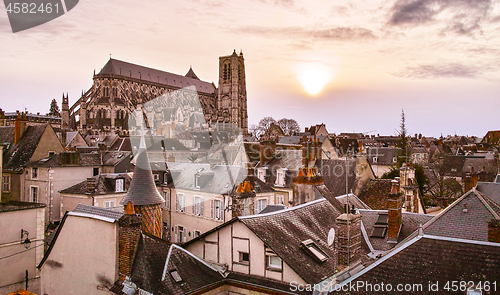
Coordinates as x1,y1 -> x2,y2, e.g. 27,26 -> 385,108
360,209 -> 433,252
102,151 -> 131,166
357,179 -> 393,210
0,126 -> 14,144
317,158 -> 357,197
335,236 -> 500,294
365,147 -> 400,166
3,124 -> 48,171
99,58 -> 215,94
0,201 -> 46,213
264,149 -> 303,188
121,149 -> 164,206
110,137 -> 132,152
314,184 -> 345,212
335,193 -> 371,210
239,199 -> 342,284
422,189 -> 500,242
56,131 -> 81,147
258,204 -> 287,214
72,204 -> 124,220
476,181 -> 500,205
26,152 -> 102,168
60,173 -> 131,195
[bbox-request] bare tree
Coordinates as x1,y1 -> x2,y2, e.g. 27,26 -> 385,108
278,118 -> 300,136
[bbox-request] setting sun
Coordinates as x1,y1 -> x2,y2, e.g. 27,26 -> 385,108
294,62 -> 336,95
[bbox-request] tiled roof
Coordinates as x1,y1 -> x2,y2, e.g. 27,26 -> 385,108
476,182 -> 500,205
0,201 -> 46,213
27,152 -> 102,168
72,204 -> 124,221
259,204 -> 287,214
3,124 -> 47,171
357,179 -> 393,210
130,233 -> 172,293
0,126 -> 14,144
121,149 -> 164,206
60,173 -> 131,195
337,236 -> 500,294
335,194 -> 371,210
360,209 -> 433,252
314,184 -> 345,212
110,137 -> 132,152
102,151 -> 131,166
317,159 -> 357,197
264,149 -> 303,188
239,199 -> 342,284
99,58 -> 216,94
365,147 -> 400,166
422,189 -> 500,242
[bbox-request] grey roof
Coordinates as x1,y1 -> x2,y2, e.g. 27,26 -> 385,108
263,149 -> 303,189
0,201 -> 46,213
120,149 -> 165,206
357,179 -> 393,210
337,236 -> 500,294
72,204 -> 124,221
99,58 -> 215,94
314,184 -> 345,212
3,124 -> 51,171
60,173 -> 131,195
360,209 -> 433,251
317,158 -> 357,197
56,131 -> 80,146
365,147 -> 400,166
476,182 -> 500,205
0,126 -> 15,144
239,199 -> 342,284
422,189 -> 500,242
258,204 -> 287,214
335,194 -> 371,210
27,152 -> 102,168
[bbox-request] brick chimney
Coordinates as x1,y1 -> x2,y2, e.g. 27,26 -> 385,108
488,219 -> 500,243
14,112 -> 28,144
336,211 -> 362,268
464,174 -> 478,192
118,201 -> 142,279
259,139 -> 276,165
387,180 -> 402,243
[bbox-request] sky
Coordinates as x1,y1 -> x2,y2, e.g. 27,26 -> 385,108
1,0 -> 499,137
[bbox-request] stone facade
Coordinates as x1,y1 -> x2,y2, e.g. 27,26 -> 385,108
64,51 -> 248,138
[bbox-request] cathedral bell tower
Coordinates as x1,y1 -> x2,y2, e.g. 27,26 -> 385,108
61,93 -> 69,130
217,50 -> 248,134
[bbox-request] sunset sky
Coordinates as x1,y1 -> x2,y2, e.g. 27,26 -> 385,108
1,0 -> 499,137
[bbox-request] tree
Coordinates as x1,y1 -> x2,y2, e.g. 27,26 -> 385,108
277,118 -> 300,136
251,117 -> 276,139
396,109 -> 411,166
48,99 -> 61,117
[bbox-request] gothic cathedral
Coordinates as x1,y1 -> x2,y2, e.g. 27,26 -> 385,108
62,50 -> 248,137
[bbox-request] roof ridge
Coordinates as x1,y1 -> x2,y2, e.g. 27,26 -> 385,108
423,234 -> 500,247
474,189 -> 500,220
238,198 -> 327,219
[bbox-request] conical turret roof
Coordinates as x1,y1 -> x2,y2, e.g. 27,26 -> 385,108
120,135 -> 164,206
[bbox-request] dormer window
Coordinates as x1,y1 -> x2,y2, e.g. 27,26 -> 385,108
275,169 -> 286,187
373,157 -> 378,163
115,179 -> 124,192
170,270 -> 182,283
257,168 -> 266,182
301,239 -> 328,262
195,175 -> 200,189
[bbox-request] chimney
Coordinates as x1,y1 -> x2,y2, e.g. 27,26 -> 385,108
464,174 -> 478,192
86,177 -> 98,194
14,113 -> 28,144
118,201 -> 142,279
336,212 -> 362,268
259,139 -> 276,165
387,180 -> 402,243
61,129 -> 67,150
488,219 -> 500,243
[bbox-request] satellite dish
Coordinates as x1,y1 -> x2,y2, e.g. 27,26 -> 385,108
328,228 -> 335,246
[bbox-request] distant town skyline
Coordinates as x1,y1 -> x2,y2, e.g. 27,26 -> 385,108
1,0 -> 499,137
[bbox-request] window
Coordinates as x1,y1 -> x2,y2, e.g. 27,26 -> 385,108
175,226 -> 186,243
392,157 -> 397,163
153,174 -> 160,181
105,200 -> 115,208
170,270 -> 182,283
30,186 -> 38,202
211,199 -> 222,220
239,252 -> 249,264
192,196 -> 204,216
31,168 -> 38,179
276,170 -> 285,186
93,167 -> 99,176
373,157 -> 378,163
266,255 -> 282,271
193,230 -> 201,238
115,179 -> 124,192
163,191 -> 170,209
176,194 -> 185,212
194,175 -> 200,189
257,199 -> 267,213
2,175 -> 11,192
276,194 -> 284,205
257,168 -> 266,182
301,239 -> 328,262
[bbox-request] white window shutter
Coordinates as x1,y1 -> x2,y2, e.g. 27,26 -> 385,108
211,199 -> 214,219
192,196 -> 195,214
201,198 -> 204,216
176,195 -> 179,211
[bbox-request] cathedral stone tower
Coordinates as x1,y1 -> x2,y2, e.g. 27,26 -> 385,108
61,93 -> 69,130
217,50 -> 248,134
120,135 -> 164,238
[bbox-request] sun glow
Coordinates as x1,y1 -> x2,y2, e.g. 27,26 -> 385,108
294,62 -> 336,95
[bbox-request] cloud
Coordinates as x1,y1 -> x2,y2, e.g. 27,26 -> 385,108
388,0 -> 492,36
233,25 -> 377,41
393,62 -> 481,79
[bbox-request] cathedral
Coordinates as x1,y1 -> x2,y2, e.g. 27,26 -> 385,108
62,50 -> 248,137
